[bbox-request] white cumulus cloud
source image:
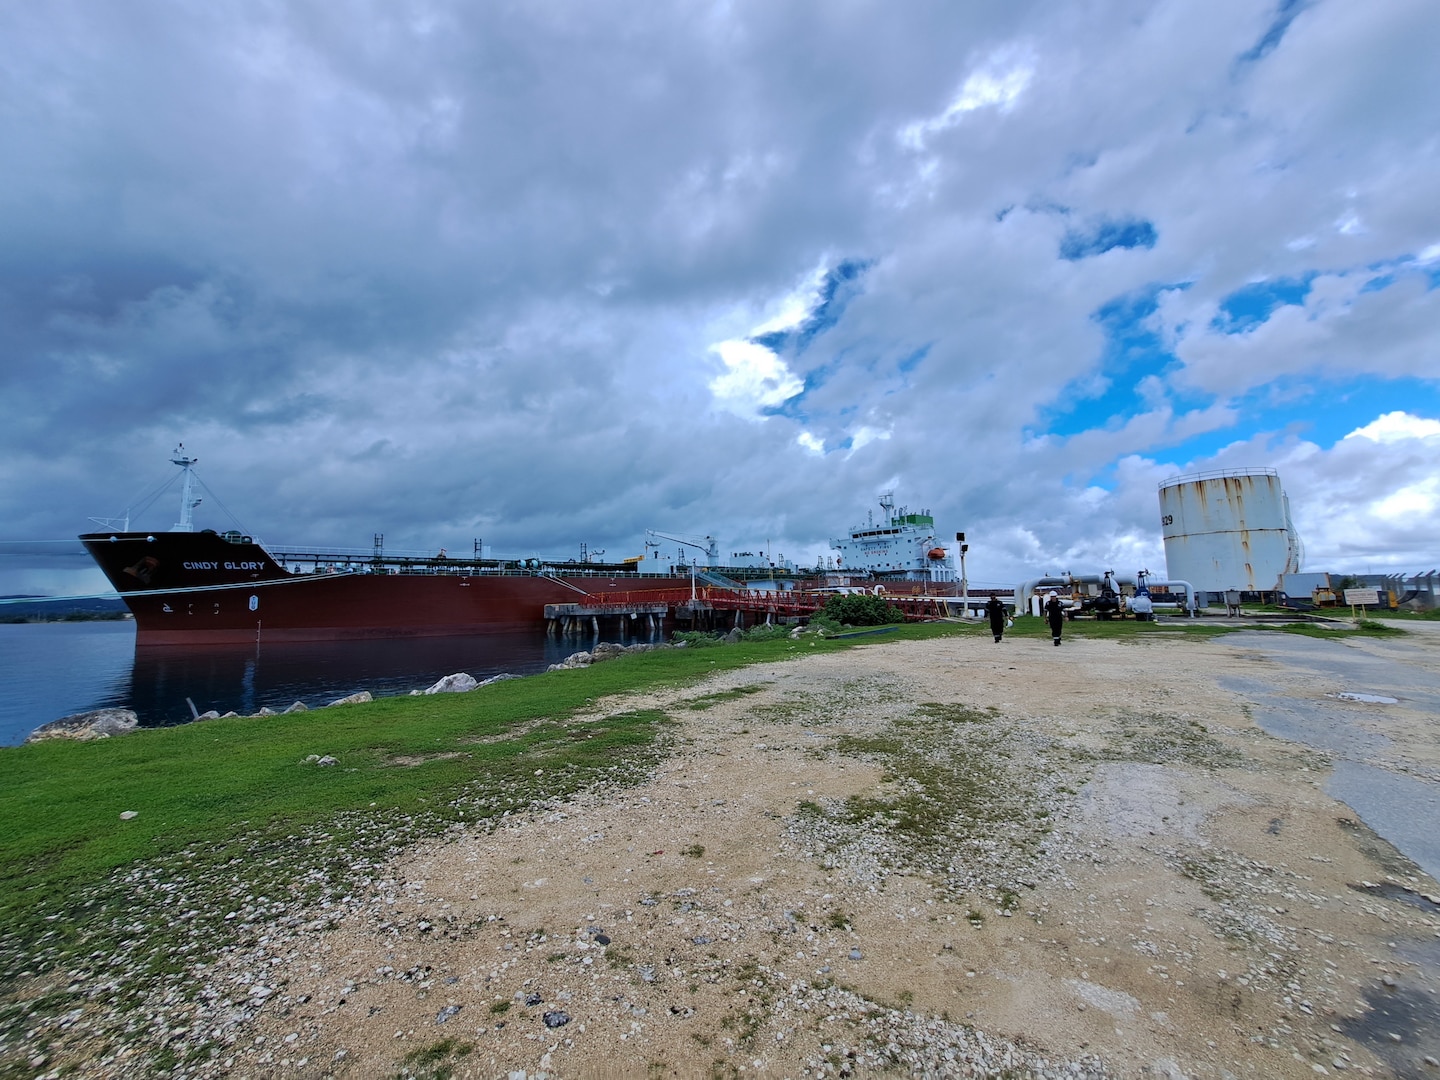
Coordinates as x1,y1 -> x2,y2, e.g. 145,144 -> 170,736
1344,411 -> 1440,443
708,339 -> 803,417
899,57 -> 1034,150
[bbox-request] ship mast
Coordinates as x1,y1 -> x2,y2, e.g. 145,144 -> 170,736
171,444 -> 201,532
877,491 -> 895,526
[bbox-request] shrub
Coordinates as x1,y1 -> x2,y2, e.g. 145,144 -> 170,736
821,593 -> 904,627
741,623 -> 790,642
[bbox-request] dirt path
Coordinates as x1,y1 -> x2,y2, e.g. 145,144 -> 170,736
214,628 -> 1440,1079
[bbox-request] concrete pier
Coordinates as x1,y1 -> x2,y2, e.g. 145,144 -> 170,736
545,601 -> 671,638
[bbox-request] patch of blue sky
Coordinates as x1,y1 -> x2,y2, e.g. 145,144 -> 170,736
751,258 -> 873,356
897,344 -> 931,374
1143,427 -> 1255,470
1411,260 -> 1440,293
1042,381 -> 1215,442
1212,274 -> 1314,331
1233,374 -> 1440,448
758,360 -> 841,422
1215,255 -> 1436,327
1038,282 -> 1201,438
1237,0 -> 1310,65
1055,374 -> 1440,486
1036,233 -> 1440,481
1048,374 -> 1440,472
1058,216 -> 1157,261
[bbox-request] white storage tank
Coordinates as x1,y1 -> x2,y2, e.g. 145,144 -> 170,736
1158,468 -> 1302,594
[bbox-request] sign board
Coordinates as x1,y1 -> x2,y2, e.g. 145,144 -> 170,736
1344,588 -> 1380,607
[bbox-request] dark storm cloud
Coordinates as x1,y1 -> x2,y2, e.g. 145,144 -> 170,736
2,0 -> 1438,596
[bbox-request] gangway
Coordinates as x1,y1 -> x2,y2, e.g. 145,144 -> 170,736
695,569 -> 744,589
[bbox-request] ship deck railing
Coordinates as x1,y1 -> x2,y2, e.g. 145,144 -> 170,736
539,583 -> 963,624
731,590 -> 963,622
271,558 -> 699,579
268,552 -> 813,582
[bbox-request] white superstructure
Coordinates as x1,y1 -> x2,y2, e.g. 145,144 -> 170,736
829,492 -> 955,582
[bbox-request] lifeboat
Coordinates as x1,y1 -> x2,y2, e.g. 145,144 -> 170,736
927,547 -> 947,560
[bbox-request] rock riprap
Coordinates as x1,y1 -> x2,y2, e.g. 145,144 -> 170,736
26,708 -> 138,743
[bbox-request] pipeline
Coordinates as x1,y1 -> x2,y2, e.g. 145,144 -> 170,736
1017,572 -> 1188,616
1017,577 -> 1070,613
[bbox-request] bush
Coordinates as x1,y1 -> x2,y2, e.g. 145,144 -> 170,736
821,593 -> 904,627
1356,619 -> 1403,635
670,630 -> 726,648
742,623 -> 790,642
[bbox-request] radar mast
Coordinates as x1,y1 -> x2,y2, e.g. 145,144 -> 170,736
171,444 -> 201,532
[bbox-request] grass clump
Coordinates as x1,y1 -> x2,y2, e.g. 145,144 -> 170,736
794,702 -> 1065,905
1269,618 -> 1406,640
398,1037 -> 474,1079
680,684 -> 768,711
1073,710 -> 1243,769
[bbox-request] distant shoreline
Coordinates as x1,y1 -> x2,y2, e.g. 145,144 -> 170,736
0,612 -> 131,625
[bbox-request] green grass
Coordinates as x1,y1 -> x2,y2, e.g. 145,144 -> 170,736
0,629 -> 921,951
0,611 -> 1331,938
1,693 -> 659,933
398,1036 -> 474,1080
679,684 -> 769,710
0,613 -> 1332,1070
1259,618 -> 1407,640
996,613 -> 1235,641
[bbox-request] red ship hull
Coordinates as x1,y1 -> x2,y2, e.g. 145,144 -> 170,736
79,530 -> 961,646
80,531 -> 696,646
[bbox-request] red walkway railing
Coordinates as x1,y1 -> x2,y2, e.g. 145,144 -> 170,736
566,586 -> 957,623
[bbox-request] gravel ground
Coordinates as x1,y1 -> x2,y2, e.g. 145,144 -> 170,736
6,625 -> 1440,1079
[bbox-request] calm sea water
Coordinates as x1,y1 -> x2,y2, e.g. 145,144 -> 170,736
0,621 -> 651,746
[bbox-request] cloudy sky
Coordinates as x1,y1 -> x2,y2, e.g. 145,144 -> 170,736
3,0 -> 1438,596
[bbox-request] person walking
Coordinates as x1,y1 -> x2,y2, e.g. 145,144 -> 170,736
985,594 -> 1007,643
1045,591 -> 1066,646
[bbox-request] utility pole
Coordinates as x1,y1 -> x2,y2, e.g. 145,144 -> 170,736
956,533 -> 969,617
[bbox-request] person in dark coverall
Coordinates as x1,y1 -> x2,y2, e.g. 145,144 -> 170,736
985,594 -> 1007,643
1045,591 -> 1065,646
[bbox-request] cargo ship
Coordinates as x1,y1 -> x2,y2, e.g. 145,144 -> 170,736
829,492 -> 957,587
79,450 -> 958,644
78,448 -> 756,645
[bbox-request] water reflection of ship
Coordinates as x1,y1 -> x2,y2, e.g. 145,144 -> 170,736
124,632 -> 602,726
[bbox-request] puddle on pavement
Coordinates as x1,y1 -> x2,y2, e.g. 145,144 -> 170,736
1336,959 -> 1440,1080
1349,881 -> 1440,916
1332,691 -> 1400,704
